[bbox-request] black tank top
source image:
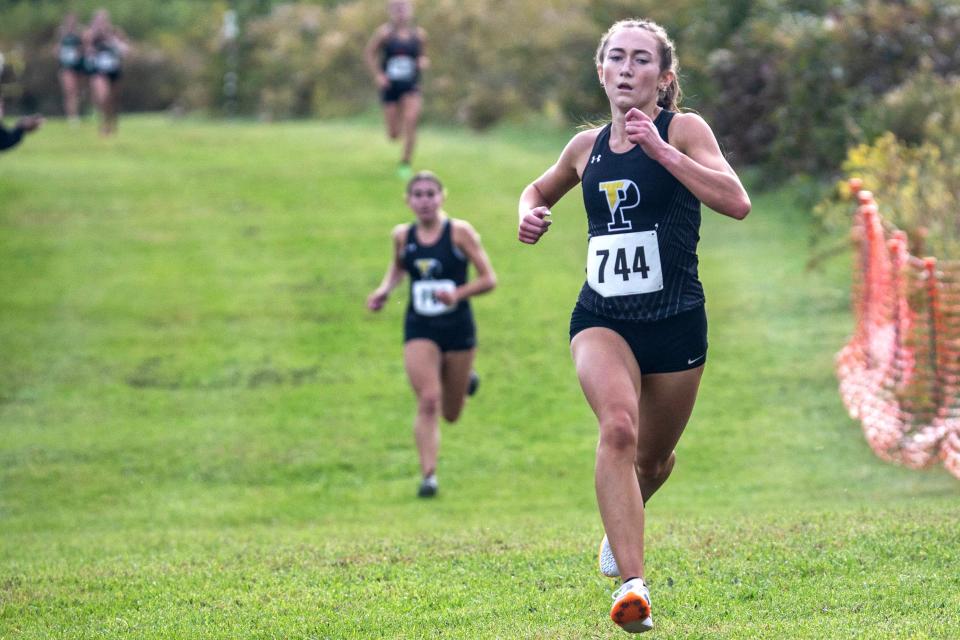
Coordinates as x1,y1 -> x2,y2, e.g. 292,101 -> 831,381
403,219 -> 471,322
59,33 -> 83,68
92,36 -> 121,74
577,110 -> 704,321
381,28 -> 421,85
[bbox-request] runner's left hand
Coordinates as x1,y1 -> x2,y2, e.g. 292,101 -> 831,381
434,288 -> 459,305
624,108 -> 667,161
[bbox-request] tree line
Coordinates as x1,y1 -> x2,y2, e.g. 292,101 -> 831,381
2,0 -> 960,188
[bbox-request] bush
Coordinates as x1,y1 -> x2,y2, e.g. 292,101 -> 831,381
860,67 -> 960,145
702,0 -> 960,175
815,129 -> 960,259
4,0 -> 960,182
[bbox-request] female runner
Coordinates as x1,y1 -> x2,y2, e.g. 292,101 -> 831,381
517,19 -> 750,633
364,0 -> 429,177
84,9 -> 130,136
369,171 -> 496,497
55,13 -> 87,123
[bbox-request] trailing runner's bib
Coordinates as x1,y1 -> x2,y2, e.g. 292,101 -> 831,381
411,279 -> 456,316
60,43 -> 81,66
95,48 -> 120,73
386,55 -> 416,82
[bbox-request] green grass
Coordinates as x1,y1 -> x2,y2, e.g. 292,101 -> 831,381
1,115 -> 958,639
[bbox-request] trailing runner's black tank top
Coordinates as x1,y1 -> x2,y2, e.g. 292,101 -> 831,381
59,33 -> 84,70
403,220 -> 471,323
381,29 -> 421,86
91,36 -> 121,75
577,110 -> 704,321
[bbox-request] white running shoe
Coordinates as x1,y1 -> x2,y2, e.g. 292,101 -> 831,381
609,577 -> 653,633
598,534 -> 620,577
417,473 -> 438,498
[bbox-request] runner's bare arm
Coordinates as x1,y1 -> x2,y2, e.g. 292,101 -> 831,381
628,110 -> 749,220
417,27 -> 430,71
364,25 -> 389,87
518,129 -> 598,244
436,220 -> 496,304
367,224 -> 408,311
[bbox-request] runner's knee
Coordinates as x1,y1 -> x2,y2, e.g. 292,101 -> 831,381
442,402 -> 463,423
598,409 -> 638,454
417,392 -> 440,417
636,451 -> 674,482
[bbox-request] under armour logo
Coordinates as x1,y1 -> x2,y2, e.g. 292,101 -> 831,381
590,154 -> 602,164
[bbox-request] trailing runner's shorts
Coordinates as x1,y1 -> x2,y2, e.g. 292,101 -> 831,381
404,313 -> 476,353
569,303 -> 707,374
382,81 -> 418,104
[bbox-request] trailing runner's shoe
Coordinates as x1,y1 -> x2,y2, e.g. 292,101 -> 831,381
467,371 -> 480,397
417,473 -> 438,498
610,577 -> 653,634
598,534 -> 620,578
397,163 -> 413,180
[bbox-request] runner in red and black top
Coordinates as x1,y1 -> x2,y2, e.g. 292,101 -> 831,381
365,0 -> 429,178
368,171 -> 496,498
517,19 -> 750,635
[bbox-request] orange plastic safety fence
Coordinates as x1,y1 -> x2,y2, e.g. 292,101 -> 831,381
837,183 -> 960,479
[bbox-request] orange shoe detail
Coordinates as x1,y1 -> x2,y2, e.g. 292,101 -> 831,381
610,590 -> 651,627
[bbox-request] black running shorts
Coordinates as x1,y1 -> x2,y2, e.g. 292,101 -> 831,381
404,313 -> 476,353
381,81 -> 418,103
569,303 -> 707,374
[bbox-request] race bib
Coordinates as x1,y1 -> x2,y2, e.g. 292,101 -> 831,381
586,231 -> 663,297
412,279 -> 456,316
96,50 -> 120,73
59,45 -> 80,66
386,55 -> 416,82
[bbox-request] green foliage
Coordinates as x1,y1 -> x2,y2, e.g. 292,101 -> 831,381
861,66 -> 960,146
815,125 -> 960,259
242,4 -> 330,119
703,0 -> 960,174
0,0 -> 223,114
3,0 -> 960,178
806,12 -> 960,260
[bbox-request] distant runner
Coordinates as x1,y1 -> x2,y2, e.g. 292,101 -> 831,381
365,0 -> 429,178
368,171 -> 496,498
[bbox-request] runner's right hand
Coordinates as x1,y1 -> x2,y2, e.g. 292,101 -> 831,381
367,289 -> 388,311
518,207 -> 552,244
16,115 -> 44,134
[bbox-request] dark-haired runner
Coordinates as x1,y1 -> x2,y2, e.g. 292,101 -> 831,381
368,171 -> 496,497
364,0 -> 429,178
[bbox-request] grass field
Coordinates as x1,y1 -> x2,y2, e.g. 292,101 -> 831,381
1,115 -> 958,639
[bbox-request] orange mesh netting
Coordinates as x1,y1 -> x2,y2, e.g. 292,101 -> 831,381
836,182 -> 960,479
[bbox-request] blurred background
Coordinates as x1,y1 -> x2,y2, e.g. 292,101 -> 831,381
2,0 -> 959,179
